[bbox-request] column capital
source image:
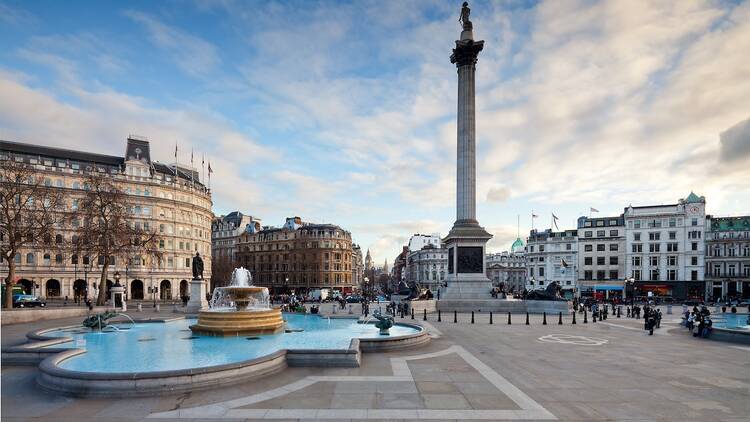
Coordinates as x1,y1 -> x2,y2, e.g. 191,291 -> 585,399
451,39 -> 484,68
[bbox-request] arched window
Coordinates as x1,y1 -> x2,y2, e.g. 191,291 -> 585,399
55,234 -> 63,244
14,253 -> 21,263
55,254 -> 63,265
26,253 -> 34,264
71,254 -> 78,264
43,253 -> 51,265
72,181 -> 80,189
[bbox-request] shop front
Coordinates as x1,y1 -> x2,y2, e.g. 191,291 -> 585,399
635,281 -> 706,302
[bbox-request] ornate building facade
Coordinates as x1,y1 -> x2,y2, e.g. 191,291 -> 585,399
486,237 -> 526,293
235,217 -> 356,294
211,211 -> 261,289
705,215 -> 750,301
404,244 -> 448,292
526,229 -> 578,298
0,137 -> 213,301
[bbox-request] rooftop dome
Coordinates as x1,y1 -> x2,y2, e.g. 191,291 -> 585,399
511,237 -> 524,252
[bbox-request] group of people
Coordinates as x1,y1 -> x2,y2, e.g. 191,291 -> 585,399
683,306 -> 712,338
642,305 -> 662,335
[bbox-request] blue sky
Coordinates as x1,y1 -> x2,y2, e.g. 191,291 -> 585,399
1,0 -> 749,265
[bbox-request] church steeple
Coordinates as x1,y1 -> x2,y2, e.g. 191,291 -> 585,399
365,249 -> 373,271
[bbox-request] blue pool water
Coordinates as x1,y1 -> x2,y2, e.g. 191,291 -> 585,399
43,314 -> 419,373
712,313 -> 750,330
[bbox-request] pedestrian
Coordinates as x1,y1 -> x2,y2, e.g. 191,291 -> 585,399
627,306 -> 631,318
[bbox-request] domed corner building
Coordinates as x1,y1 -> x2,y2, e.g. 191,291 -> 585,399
0,137 -> 213,302
485,238 -> 527,293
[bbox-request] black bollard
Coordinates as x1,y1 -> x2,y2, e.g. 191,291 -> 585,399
584,310 -> 588,323
454,310 -> 457,323
423,309 -> 427,321
543,312 -> 547,325
508,311 -> 512,325
411,308 -> 414,320
617,306 -> 621,318
525,312 -> 530,325
572,311 -> 577,324
558,311 -> 563,325
489,312 -> 493,325
593,312 -> 597,323
471,311 -> 475,324
438,309 -> 442,322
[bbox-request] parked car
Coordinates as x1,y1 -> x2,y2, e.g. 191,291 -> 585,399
345,295 -> 363,303
13,295 -> 47,308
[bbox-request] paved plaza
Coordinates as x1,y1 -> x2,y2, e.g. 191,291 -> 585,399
2,306 -> 749,421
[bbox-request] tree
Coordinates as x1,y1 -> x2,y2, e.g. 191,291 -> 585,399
0,158 -> 66,308
210,254 -> 236,291
72,174 -> 162,306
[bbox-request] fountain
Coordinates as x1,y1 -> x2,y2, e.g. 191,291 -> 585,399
189,268 -> 284,336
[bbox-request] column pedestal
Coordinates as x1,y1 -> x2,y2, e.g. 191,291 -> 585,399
185,278 -> 209,313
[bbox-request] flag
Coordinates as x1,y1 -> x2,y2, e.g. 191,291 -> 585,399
590,207 -> 599,213
552,213 -> 560,230
561,258 -> 568,268
532,213 -> 538,218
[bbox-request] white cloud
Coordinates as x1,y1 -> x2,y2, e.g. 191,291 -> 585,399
123,10 -> 220,77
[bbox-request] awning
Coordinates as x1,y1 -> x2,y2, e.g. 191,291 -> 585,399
594,285 -> 623,291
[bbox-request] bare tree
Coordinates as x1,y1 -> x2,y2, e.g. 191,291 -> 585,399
0,158 -> 66,308
210,255 -> 236,291
72,174 -> 162,306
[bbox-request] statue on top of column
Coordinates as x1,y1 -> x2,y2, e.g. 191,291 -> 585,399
459,2 -> 472,30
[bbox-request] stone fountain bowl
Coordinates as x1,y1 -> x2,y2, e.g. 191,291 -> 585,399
219,286 -> 268,311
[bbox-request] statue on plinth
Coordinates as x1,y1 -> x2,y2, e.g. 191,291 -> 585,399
192,252 -> 204,280
526,281 -> 565,301
459,2 -> 472,30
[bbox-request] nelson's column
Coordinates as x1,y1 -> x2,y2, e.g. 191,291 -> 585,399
440,2 -> 494,305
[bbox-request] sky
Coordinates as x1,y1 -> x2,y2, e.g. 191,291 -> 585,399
1,0 -> 749,266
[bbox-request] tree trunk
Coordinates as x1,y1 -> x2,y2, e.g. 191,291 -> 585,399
4,260 -> 15,309
96,263 -> 109,306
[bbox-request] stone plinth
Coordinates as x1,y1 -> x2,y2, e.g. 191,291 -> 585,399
185,278 -> 209,313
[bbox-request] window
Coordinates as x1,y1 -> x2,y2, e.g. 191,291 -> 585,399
610,230 -> 618,236
529,246 -> 534,252
691,218 -> 698,226
539,267 -> 545,276
669,218 -> 676,227
596,270 -> 605,280
667,243 -> 678,252
667,269 -> 676,281
667,256 -> 677,266
610,257 -> 618,265
691,270 -> 698,281
649,232 -> 660,241
596,230 -> 605,237
584,231 -> 592,238
185,258 -> 191,268
633,270 -> 641,280
539,245 -> 545,252
43,254 -> 51,265
609,270 -> 618,279
584,270 -> 592,280
634,233 -> 641,241
596,220 -> 604,227
691,256 -> 698,266
566,243 -> 571,250
668,231 -> 676,240
597,257 -> 605,265
609,244 -> 618,251
692,242 -> 698,251
632,244 -> 643,253
55,254 -> 63,264
597,244 -> 605,251
649,244 -> 660,252
649,256 -> 658,266
26,253 -> 34,264
584,257 -> 592,265
634,220 -> 641,229
650,269 -> 659,280
584,245 -> 593,252
71,254 -> 78,264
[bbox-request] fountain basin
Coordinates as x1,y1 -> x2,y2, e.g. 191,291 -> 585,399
190,308 -> 284,336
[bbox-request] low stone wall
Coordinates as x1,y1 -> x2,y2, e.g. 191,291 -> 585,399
408,300 -> 437,314
710,327 -> 750,344
1,307 -> 111,326
37,349 -> 289,398
359,324 -> 431,353
287,339 -> 361,367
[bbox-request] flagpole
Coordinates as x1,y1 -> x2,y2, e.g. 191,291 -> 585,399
201,154 -> 205,192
